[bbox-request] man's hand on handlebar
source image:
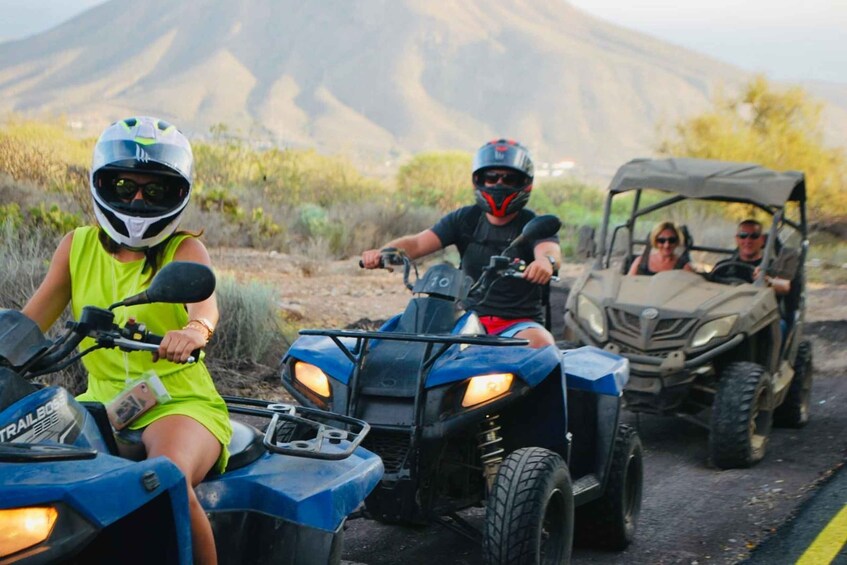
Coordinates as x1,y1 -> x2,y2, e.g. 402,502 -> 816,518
360,248 -> 384,269
360,248 -> 406,270
522,258 -> 555,285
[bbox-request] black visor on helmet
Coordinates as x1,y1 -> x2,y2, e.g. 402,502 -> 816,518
473,168 -> 529,189
472,139 -> 534,187
94,169 -> 188,217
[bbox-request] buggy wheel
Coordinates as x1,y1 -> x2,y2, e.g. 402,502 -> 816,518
484,447 -> 574,565
575,424 -> 643,550
774,340 -> 813,428
710,362 -> 773,469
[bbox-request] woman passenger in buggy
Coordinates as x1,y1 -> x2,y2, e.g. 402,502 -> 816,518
22,116 -> 231,565
361,139 -> 562,349
627,221 -> 693,275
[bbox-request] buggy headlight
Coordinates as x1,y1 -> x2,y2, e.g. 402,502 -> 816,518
293,361 -> 331,397
691,315 -> 738,348
462,373 -> 514,407
577,295 -> 606,339
0,506 -> 58,557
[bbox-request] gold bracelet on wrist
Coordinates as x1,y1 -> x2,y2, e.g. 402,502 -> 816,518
184,319 -> 214,343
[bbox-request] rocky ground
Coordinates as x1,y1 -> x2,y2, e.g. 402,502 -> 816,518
212,247 -> 589,330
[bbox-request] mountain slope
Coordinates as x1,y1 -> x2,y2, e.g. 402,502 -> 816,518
0,0 -> 840,172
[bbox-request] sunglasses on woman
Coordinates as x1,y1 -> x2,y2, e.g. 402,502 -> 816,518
656,237 -> 678,245
480,170 -> 525,188
112,178 -> 170,204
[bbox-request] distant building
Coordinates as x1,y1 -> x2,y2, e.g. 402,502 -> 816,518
535,159 -> 577,177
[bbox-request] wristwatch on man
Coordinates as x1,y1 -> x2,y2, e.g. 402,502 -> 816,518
546,255 -> 558,270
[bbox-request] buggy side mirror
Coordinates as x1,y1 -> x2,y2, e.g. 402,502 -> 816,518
109,262 -> 216,310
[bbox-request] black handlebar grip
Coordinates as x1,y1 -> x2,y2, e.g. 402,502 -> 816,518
359,257 -> 386,269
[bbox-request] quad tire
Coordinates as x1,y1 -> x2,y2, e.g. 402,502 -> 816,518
710,361 -> 773,469
574,424 -> 643,550
484,447 -> 574,565
774,340 -> 813,428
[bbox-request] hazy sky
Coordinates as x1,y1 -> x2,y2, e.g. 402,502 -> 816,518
0,0 -> 844,84
568,0 -> 846,84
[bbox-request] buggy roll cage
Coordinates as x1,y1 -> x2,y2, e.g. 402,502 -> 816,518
594,158 -> 809,279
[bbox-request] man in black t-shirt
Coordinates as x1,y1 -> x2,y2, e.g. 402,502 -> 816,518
361,139 -> 561,348
712,219 -> 796,295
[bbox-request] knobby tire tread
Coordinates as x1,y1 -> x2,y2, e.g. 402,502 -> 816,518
484,447 -> 573,565
774,340 -> 813,428
574,424 -> 642,550
710,361 -> 772,469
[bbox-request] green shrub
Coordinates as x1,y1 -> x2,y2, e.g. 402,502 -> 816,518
396,151 -> 473,211
0,118 -> 91,196
193,134 -> 386,208
0,218 -> 85,392
208,276 -> 289,367
0,218 -> 56,310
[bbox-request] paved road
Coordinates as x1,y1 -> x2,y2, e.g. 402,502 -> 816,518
341,321 -> 847,565
746,458 -> 847,564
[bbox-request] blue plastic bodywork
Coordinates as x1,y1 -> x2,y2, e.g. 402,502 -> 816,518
287,338 -> 627,397
1,454 -> 193,562
1,387 -> 112,453
281,283 -> 634,526
1,385 -> 383,560
198,446 -> 383,532
562,346 -> 629,396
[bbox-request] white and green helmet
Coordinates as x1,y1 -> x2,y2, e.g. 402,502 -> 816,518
90,116 -> 194,250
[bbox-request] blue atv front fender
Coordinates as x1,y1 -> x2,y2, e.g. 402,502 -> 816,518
198,446 -> 382,533
1,453 -> 192,563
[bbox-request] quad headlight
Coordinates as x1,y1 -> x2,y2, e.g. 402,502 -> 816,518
691,315 -> 738,348
462,373 -> 514,407
292,361 -> 331,397
0,506 -> 58,558
577,295 -> 606,339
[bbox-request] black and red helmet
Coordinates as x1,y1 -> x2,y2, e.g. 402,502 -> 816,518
472,139 -> 534,217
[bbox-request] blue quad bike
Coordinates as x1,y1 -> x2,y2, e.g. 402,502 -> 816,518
280,215 -> 644,564
0,261 -> 382,564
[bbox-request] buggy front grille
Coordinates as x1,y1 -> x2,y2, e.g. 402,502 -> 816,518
608,307 -> 697,348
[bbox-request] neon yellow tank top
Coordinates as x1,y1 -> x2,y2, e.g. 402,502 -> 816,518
70,226 -> 231,471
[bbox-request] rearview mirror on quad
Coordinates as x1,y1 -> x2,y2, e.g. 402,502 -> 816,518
109,261 -> 216,310
505,214 -> 562,252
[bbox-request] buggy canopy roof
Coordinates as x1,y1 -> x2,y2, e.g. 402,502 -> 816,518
608,158 -> 806,207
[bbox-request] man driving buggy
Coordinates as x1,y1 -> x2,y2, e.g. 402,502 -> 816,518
713,219 -> 798,295
361,139 -> 562,348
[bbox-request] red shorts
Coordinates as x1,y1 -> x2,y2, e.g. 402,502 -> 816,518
478,316 -> 536,335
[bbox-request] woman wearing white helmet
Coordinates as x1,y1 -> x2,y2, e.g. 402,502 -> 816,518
24,116 -> 231,564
